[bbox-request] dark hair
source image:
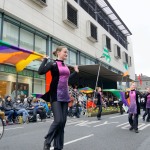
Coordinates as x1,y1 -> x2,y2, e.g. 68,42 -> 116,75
53,46 -> 67,57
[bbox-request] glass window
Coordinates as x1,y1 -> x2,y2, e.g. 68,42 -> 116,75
86,58 -> 91,65
3,21 -> 19,46
80,55 -> 86,65
90,60 -> 95,64
20,28 -> 34,50
52,42 -> 59,59
35,35 -> 46,55
70,51 -> 76,65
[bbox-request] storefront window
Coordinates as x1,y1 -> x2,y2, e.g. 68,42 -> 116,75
52,42 -> 59,59
3,21 -> 19,46
86,58 -> 91,65
0,81 -> 8,98
20,28 -> 34,50
80,55 -> 86,65
90,60 -> 95,64
70,51 -> 77,65
35,35 -> 46,55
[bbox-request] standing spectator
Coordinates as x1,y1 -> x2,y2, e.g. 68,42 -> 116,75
118,100 -> 123,115
95,87 -> 103,120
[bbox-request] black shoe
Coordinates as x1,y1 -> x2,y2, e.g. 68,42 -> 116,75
129,127 -> 133,131
134,129 -> 139,133
143,117 -> 145,121
43,140 -> 50,150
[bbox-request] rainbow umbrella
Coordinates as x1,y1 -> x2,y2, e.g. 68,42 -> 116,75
78,87 -> 94,93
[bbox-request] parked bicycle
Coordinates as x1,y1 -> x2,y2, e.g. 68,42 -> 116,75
0,116 -> 4,140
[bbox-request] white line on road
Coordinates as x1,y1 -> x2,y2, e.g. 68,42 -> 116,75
139,124 -> 150,130
116,122 -> 128,127
109,114 -> 128,119
5,127 -> 24,131
50,134 -> 94,150
94,121 -> 118,127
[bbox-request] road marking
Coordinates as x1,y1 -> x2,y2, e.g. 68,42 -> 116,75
75,121 -> 100,127
67,120 -> 86,125
94,121 -> 118,127
116,122 -> 128,127
50,134 -> 94,150
139,124 -> 150,130
109,114 -> 128,119
5,127 -> 24,131
116,122 -> 150,130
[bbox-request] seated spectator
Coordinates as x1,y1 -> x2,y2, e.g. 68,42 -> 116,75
29,98 -> 46,122
13,99 -> 30,123
3,95 -> 17,124
0,95 -> 5,121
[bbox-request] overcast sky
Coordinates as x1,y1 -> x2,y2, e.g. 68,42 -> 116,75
109,0 -> 150,76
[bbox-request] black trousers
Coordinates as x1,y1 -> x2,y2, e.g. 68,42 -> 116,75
146,108 -> 150,121
97,105 -> 102,119
128,113 -> 138,130
45,101 -> 68,149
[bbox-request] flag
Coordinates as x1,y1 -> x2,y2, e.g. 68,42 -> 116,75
102,47 -> 111,63
123,71 -> 129,77
0,40 -> 43,72
122,63 -> 129,76
138,74 -> 142,85
124,63 -> 128,70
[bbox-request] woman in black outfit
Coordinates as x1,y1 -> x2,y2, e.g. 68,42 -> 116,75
38,46 -> 79,150
95,87 -> 102,120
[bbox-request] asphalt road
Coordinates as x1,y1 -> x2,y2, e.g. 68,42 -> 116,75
0,112 -> 150,150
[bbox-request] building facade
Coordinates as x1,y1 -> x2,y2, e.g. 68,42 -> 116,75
0,0 -> 135,98
135,74 -> 150,91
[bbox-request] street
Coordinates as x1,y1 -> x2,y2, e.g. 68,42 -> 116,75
0,113 -> 150,150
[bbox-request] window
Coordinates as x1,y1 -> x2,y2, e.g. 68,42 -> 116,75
106,36 -> 111,51
122,51 -> 128,63
67,3 -> 78,26
70,51 -> 77,65
80,55 -> 86,65
128,56 -> 132,67
114,44 -> 121,59
86,58 -> 91,65
31,0 -> 47,7
87,21 -> 98,42
52,42 -> 60,59
20,28 -> 34,50
91,23 -> 97,41
63,1 -> 78,28
3,21 -> 19,46
35,35 -> 46,55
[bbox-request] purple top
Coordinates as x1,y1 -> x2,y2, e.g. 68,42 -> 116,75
146,95 -> 150,108
129,91 -> 137,114
56,61 -> 70,102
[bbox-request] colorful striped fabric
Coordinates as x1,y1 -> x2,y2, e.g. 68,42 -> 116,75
0,40 -> 44,72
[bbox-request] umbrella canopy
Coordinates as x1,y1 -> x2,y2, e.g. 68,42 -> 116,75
103,89 -> 128,106
78,87 -> 94,94
32,93 -> 43,98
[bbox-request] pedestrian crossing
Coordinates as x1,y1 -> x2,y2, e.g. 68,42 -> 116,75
65,118 -> 150,130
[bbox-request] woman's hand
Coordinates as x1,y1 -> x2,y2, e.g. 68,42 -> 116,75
41,55 -> 49,61
74,65 -> 79,73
